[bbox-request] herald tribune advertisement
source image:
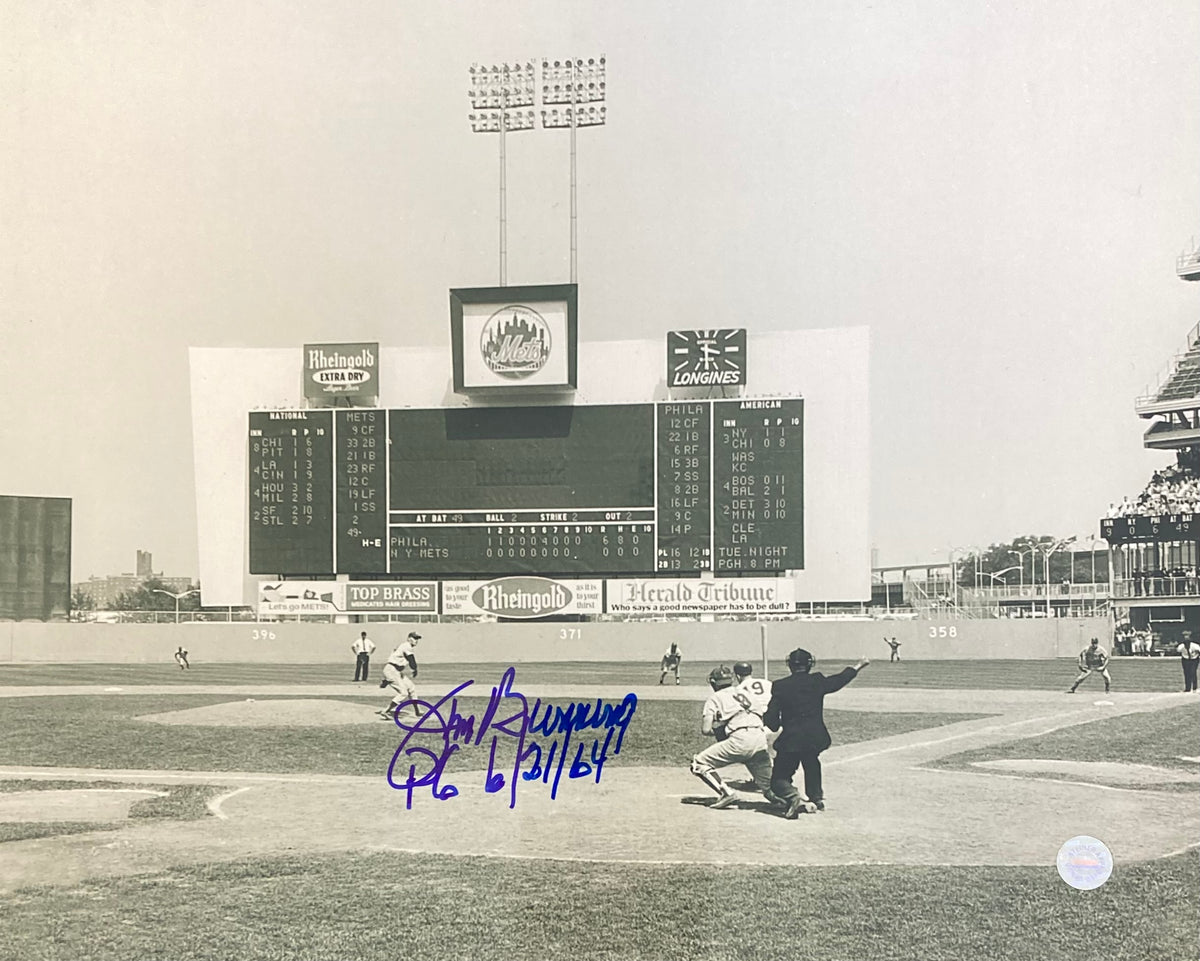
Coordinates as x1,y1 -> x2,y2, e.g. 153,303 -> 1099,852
605,577 -> 794,615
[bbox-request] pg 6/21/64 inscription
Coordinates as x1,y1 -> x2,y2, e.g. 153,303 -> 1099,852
385,667 -> 638,809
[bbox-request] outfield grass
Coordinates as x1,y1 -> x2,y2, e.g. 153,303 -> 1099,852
1,660 -> 1192,960
1,849 -> 1195,961
0,658 -> 1190,691
0,694 -> 985,777
931,703 -> 1200,790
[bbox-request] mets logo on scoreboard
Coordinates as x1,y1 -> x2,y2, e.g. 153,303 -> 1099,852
481,305 -> 551,379
667,329 -> 747,387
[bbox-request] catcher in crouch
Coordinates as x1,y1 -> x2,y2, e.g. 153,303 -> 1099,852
690,665 -> 783,811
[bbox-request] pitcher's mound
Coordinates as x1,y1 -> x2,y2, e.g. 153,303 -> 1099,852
137,699 -> 382,727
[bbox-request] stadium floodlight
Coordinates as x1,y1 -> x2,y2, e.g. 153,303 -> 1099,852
468,61 -> 537,285
541,56 -> 606,282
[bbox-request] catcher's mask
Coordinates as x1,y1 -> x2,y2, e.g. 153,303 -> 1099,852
786,648 -> 815,673
707,665 -> 734,690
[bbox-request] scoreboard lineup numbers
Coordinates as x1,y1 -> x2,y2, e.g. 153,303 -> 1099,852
247,400 -> 804,576
655,402 -> 711,571
336,409 -> 386,572
248,411 -> 334,574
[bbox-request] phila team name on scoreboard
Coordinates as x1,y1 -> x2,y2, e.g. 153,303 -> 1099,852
248,399 -> 803,577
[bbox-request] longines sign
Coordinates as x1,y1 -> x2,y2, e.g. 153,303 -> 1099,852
667,329 -> 746,388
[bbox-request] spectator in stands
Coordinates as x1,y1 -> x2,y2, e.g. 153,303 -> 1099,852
1111,451 -> 1200,518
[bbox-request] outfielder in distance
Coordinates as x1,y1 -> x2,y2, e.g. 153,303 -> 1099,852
1067,637 -> 1112,695
690,665 -> 782,812
378,631 -> 423,722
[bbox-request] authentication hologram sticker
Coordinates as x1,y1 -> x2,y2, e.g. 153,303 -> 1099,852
1056,836 -> 1114,890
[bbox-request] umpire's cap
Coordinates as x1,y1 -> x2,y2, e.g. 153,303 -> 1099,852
407,631 -> 422,640
732,661 -> 753,677
786,648 -> 815,672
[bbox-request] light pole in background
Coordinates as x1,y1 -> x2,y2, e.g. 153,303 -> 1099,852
541,57 -> 607,283
1039,537 -> 1076,616
469,62 -> 536,286
1083,534 -> 1104,614
980,565 -> 1021,586
153,588 -> 199,625
949,545 -> 981,594
1083,535 -> 1101,584
1008,548 -> 1037,590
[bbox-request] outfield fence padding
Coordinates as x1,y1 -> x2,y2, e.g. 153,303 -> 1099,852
0,618 -> 1111,665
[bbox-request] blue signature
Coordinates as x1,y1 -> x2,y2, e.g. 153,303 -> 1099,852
385,667 -> 637,809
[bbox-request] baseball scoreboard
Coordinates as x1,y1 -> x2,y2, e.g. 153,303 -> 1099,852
249,399 -> 803,576
1101,514 -> 1198,543
0,495 -> 72,621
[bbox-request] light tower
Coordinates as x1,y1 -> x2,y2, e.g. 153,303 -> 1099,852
541,57 -> 607,283
468,62 -> 536,286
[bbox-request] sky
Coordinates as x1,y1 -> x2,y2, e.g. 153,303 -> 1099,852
1,1 -> 1198,582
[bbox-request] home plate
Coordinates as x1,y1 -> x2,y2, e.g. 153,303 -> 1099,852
1093,700 -> 1115,706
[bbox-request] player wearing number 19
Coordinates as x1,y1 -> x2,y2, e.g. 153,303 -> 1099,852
689,665 -> 778,811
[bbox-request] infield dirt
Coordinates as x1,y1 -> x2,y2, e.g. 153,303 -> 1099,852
0,684 -> 1196,896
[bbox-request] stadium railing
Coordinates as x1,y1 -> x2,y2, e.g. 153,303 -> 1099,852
1112,576 -> 1200,599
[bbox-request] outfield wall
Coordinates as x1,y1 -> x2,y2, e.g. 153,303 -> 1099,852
0,617 -> 1110,665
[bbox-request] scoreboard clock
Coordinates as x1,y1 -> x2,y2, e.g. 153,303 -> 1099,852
667,329 -> 747,388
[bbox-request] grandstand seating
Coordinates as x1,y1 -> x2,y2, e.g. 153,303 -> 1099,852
1150,329 -> 1200,402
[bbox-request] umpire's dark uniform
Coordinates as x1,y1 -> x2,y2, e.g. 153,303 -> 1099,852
764,663 -> 861,806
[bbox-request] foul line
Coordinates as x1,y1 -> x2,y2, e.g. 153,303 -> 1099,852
922,765 -> 1195,796
207,786 -> 252,820
824,708 -> 1104,767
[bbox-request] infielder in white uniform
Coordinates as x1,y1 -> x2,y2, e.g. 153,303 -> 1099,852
379,631 -> 423,721
659,643 -> 683,685
690,665 -> 781,811
1067,637 -> 1112,694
